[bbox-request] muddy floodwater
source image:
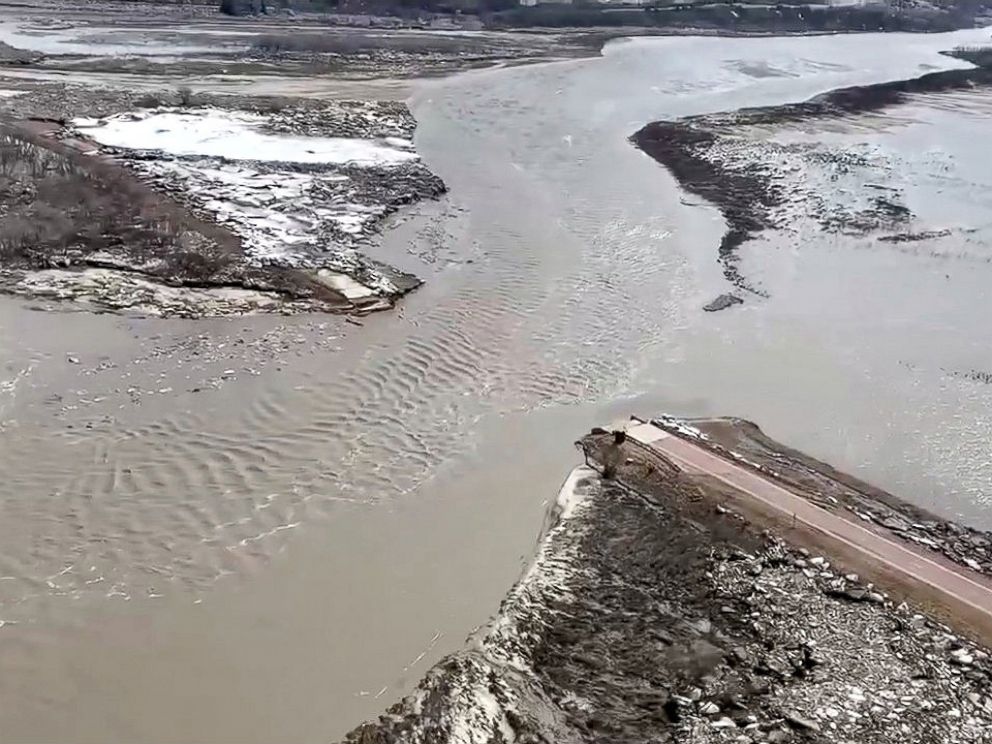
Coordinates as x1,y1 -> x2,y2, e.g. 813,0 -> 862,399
2,27 -> 992,742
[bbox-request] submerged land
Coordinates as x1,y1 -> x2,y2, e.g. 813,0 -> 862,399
1,1 -> 992,742
323,21 -> 992,740
633,46 -> 992,304
0,0 -> 990,316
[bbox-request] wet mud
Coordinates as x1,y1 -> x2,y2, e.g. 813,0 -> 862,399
632,62 -> 992,297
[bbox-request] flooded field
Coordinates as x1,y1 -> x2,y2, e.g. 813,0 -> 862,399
1,18 -> 991,743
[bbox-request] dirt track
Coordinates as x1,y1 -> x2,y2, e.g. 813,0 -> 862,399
628,420 -> 992,645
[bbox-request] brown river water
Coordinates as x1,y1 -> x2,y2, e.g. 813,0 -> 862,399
1,27 -> 992,742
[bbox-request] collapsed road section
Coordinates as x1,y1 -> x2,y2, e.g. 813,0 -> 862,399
343,417 -> 992,744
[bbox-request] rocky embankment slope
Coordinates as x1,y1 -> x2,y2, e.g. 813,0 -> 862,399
340,422 -> 992,744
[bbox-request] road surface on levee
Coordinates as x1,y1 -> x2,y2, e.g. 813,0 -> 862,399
625,421 -> 992,640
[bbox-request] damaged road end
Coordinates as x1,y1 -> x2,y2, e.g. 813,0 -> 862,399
341,422 -> 992,743
0,98 -> 445,317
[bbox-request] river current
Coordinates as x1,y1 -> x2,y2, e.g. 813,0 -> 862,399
1,27 -> 991,742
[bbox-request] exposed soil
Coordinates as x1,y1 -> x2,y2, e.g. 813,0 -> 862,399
0,117 -> 430,316
4,4 -> 989,316
0,38 -> 40,64
703,293 -> 743,312
632,61 -> 992,298
0,0 -> 621,318
0,7 -> 592,317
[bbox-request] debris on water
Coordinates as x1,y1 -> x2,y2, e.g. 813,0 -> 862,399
703,293 -> 744,312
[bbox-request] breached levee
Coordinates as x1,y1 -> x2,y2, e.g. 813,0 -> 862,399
342,421 -> 992,743
345,467 -> 600,744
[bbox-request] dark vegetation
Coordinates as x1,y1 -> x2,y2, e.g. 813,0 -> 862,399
220,0 -> 269,15
488,2 -> 976,31
86,0 -> 992,31
250,31 -> 494,54
224,0 -> 516,15
242,27 -> 593,74
0,129 -> 194,268
634,122 -> 772,293
176,85 -> 198,106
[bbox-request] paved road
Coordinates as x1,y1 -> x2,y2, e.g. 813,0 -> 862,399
626,421 -> 992,630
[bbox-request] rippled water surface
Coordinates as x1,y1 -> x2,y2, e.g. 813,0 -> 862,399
1,27 -> 992,742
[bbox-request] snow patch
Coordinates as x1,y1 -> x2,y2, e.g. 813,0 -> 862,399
65,107 -> 441,299
72,109 -> 419,166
